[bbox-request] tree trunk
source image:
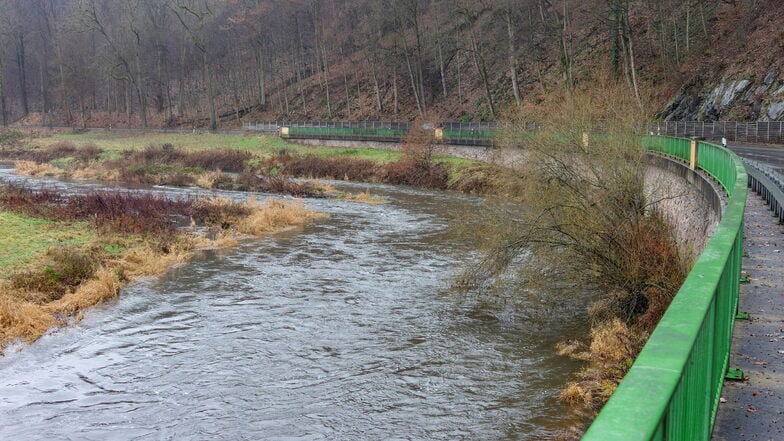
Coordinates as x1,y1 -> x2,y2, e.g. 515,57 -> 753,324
0,55 -> 6,126
341,49 -> 351,118
392,64 -> 399,114
321,44 -> 332,118
256,46 -> 266,107
457,48 -> 462,102
125,82 -> 131,123
506,7 -> 521,106
623,13 -> 642,109
56,44 -> 71,124
204,51 -> 216,130
369,59 -> 382,112
470,31 -> 495,119
40,52 -> 48,115
412,10 -> 426,113
401,36 -> 423,114
16,33 -> 29,116
437,40 -> 447,99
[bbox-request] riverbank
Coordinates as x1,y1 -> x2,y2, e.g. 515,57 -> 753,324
0,186 -> 324,351
0,129 -> 523,198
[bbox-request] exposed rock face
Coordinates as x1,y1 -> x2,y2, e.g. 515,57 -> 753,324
661,70 -> 784,121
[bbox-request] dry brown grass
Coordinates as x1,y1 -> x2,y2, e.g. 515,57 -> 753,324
70,166 -> 121,182
46,267 -> 122,315
236,197 -> 325,236
117,246 -> 191,278
558,319 -> 647,411
0,295 -> 57,344
0,239 -> 191,350
14,160 -> 64,178
196,171 -> 223,188
191,232 -> 240,249
340,191 -> 387,205
0,191 -> 326,351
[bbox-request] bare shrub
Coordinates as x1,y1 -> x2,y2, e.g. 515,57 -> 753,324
465,75 -> 687,413
380,156 -> 450,189
184,149 -> 253,172
271,155 -> 377,181
11,247 -> 99,301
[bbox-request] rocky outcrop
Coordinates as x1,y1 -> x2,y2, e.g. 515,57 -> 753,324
661,70 -> 784,122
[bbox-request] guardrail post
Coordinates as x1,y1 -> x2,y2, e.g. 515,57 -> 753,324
582,132 -> 590,150
689,137 -> 699,170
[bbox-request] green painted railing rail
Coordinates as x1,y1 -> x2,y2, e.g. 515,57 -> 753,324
283,125 -> 496,146
287,126 -> 407,138
582,136 -> 747,441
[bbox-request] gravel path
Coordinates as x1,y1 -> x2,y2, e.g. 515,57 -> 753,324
713,194 -> 784,441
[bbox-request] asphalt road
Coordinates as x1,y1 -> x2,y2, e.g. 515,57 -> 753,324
728,142 -> 784,171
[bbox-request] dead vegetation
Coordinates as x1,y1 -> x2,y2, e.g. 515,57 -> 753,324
0,185 -> 323,350
465,77 -> 690,418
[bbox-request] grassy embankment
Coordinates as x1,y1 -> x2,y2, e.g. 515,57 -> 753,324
0,130 -> 520,197
0,183 -> 323,351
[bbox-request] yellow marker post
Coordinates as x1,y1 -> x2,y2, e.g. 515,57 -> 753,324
689,138 -> 699,170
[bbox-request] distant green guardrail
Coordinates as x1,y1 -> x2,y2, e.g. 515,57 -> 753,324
284,126 -> 496,144
287,126 -> 407,138
583,136 -> 747,441
441,128 -> 495,139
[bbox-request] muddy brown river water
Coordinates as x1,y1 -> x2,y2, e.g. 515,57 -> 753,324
0,167 -> 586,440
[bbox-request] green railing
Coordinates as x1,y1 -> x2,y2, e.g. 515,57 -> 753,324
441,128 -> 495,139
582,137 -> 747,441
283,125 -> 496,146
287,126 -> 406,138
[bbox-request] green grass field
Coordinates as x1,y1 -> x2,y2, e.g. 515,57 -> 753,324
32,132 -> 409,163
0,211 -> 94,276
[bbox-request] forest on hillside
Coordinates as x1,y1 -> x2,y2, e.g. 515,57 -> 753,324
0,0 -> 780,128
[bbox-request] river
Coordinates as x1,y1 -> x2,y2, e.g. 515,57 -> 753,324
0,167 -> 585,440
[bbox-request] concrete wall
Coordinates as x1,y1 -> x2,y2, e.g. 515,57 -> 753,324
644,155 -> 722,260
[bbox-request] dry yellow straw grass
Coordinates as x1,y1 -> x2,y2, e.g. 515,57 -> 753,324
116,243 -> 192,278
70,166 -> 121,182
0,195 -> 325,351
14,160 -> 64,177
196,171 -> 223,188
46,267 -> 121,315
236,197 -> 325,236
0,295 -> 57,344
341,191 -> 387,205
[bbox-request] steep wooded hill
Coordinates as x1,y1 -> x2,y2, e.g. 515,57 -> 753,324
0,0 -> 781,128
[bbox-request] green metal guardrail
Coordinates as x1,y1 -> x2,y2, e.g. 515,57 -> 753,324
582,136 -> 747,441
288,126 -> 406,138
283,125 -> 496,146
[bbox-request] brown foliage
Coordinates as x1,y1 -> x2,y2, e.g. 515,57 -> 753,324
0,141 -> 102,164
10,247 -> 99,302
268,154 -> 377,181
379,156 -> 450,190
118,144 -> 254,173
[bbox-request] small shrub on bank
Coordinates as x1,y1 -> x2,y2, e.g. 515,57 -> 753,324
0,142 -> 102,164
184,149 -> 254,172
120,144 -> 254,173
0,130 -> 26,146
212,172 -> 331,198
11,247 -> 99,301
381,156 -> 450,189
0,185 -> 192,238
269,155 -> 377,181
